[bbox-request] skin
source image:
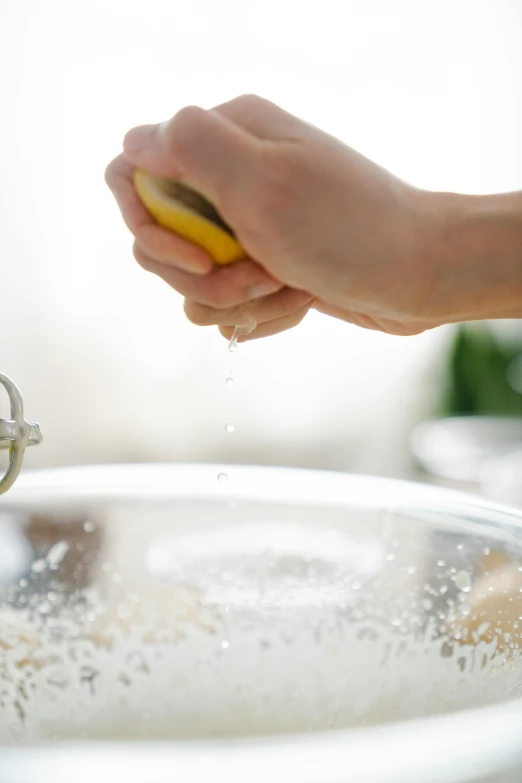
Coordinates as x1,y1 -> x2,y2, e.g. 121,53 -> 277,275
105,95 -> 522,343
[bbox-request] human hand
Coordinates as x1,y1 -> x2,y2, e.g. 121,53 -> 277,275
106,95 -> 522,342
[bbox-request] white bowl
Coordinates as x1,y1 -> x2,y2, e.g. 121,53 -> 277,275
1,464 -> 522,783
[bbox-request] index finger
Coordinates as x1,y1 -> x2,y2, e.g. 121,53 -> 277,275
104,154 -> 213,275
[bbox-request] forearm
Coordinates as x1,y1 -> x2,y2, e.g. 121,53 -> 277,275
424,190 -> 522,323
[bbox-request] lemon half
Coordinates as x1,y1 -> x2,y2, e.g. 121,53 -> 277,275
133,169 -> 245,265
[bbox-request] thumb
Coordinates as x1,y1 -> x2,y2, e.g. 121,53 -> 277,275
123,105 -> 262,212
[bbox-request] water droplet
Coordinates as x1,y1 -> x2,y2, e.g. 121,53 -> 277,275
483,547 -> 491,556
385,552 -> 396,562
456,543 -> 464,551
224,423 -> 235,433
83,521 -> 95,533
38,600 -> 52,615
217,472 -> 228,483
47,669 -> 70,690
228,322 -> 255,352
127,652 -> 148,672
459,602 -> 471,617
226,376 -> 234,386
31,558 -> 47,574
19,578 -> 28,588
453,570 -> 472,592
46,541 -> 69,568
221,639 -> 230,650
436,559 -> 446,568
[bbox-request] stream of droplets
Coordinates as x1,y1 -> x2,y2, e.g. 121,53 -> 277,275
217,323 -> 256,485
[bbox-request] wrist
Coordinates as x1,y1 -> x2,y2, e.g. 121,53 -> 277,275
414,189 -> 522,324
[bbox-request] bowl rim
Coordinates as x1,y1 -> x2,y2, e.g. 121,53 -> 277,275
1,463 -> 522,782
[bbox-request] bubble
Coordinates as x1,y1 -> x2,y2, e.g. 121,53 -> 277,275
217,472 -> 228,483
83,521 -> 96,533
226,377 -> 234,386
220,639 -> 230,650
46,669 -> 70,690
453,570 -> 472,593
127,652 -> 148,672
224,423 -> 235,434
31,558 -> 47,574
46,541 -> 69,569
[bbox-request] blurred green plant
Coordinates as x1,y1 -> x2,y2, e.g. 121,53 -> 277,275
441,323 -> 522,416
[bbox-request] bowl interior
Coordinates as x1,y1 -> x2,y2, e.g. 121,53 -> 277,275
0,465 -> 521,745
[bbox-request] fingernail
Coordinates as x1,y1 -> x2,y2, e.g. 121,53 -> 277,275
248,280 -> 281,299
123,124 -> 158,153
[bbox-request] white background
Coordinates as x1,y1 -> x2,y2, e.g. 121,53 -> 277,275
0,0 -> 521,477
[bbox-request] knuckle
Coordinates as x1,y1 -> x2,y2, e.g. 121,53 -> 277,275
289,307 -> 309,328
104,158 -> 118,189
232,94 -> 266,122
164,105 -> 206,155
132,243 -> 153,272
235,93 -> 264,109
183,300 -> 208,326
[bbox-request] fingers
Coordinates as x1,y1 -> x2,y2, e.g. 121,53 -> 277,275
122,106 -> 264,212
219,305 -> 311,342
132,245 -> 282,309
105,154 -> 213,275
184,287 -> 313,327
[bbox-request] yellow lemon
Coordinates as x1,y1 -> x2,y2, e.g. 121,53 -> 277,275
133,169 -> 245,265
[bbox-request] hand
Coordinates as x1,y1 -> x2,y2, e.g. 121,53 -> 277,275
106,95 -> 522,342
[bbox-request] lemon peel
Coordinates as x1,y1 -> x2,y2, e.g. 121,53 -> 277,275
133,169 -> 245,265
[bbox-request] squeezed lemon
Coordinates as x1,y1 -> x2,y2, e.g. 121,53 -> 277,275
133,169 -> 245,265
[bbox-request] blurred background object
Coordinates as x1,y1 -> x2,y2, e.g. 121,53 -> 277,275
412,322 -> 522,502
0,0 -> 521,490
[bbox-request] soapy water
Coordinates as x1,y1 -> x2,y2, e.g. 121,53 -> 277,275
1,521 -> 521,744
0,580 -> 520,743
